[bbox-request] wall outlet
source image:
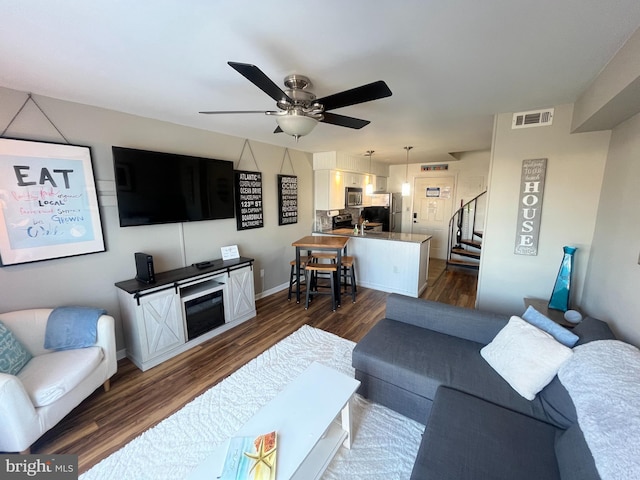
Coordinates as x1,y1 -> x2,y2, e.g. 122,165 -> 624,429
260,269 -> 265,277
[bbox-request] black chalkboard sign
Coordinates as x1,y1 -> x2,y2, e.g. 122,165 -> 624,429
277,174 -> 298,225
234,170 -> 264,230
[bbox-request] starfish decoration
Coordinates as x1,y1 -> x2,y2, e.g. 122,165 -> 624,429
244,435 -> 276,479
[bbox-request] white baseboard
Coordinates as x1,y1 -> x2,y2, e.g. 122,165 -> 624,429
255,282 -> 289,300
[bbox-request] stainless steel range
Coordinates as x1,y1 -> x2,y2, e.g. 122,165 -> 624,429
332,213 -> 354,229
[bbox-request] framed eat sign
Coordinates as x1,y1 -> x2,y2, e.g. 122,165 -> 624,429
0,138 -> 106,266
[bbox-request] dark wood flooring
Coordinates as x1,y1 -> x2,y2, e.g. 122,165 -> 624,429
30,260 -> 477,473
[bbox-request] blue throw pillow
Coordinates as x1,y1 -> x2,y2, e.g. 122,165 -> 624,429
522,306 -> 579,348
0,320 -> 32,375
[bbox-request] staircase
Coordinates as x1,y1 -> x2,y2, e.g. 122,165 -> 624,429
447,191 -> 487,270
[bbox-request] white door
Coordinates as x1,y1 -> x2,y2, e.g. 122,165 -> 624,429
411,176 -> 456,259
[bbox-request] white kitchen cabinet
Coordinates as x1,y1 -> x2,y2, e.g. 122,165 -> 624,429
116,258 -> 256,371
314,169 -> 344,210
375,176 -> 387,192
344,172 -> 365,188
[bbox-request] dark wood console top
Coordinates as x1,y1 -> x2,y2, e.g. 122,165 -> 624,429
115,256 -> 254,295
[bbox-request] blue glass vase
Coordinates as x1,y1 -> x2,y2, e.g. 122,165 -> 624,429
548,246 -> 577,311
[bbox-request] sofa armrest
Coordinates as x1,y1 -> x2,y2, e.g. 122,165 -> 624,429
0,373 -> 40,452
385,294 -> 509,345
96,315 -> 118,380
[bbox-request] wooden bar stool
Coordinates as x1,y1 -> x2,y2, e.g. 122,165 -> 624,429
288,255 -> 312,302
304,263 -> 338,312
310,252 -> 337,263
340,255 -> 357,303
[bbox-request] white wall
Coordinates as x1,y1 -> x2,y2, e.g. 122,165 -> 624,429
477,103 -> 610,315
388,150 -> 491,235
581,112 -> 640,345
0,87 -> 314,350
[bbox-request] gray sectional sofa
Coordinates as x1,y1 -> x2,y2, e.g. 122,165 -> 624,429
352,293 -> 616,480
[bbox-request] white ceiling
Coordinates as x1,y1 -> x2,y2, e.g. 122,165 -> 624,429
1,1 -> 639,164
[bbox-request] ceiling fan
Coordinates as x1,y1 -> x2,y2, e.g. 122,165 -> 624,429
200,62 -> 393,140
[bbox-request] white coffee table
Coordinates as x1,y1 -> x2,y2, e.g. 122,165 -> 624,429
188,361 -> 360,480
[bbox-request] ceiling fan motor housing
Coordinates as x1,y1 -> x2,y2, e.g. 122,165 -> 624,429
278,74 -> 318,112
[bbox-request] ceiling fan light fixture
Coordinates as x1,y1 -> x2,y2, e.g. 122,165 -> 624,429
275,111 -> 318,138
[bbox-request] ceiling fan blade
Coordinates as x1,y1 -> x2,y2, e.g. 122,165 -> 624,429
316,80 -> 392,111
228,62 -> 293,104
321,112 -> 370,129
199,110 -> 273,114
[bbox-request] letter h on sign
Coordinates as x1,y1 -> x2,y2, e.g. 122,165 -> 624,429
514,158 -> 547,256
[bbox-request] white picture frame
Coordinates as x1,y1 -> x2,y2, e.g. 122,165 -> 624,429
221,244 -> 240,261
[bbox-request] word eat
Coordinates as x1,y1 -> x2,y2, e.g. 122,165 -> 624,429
13,165 -> 74,189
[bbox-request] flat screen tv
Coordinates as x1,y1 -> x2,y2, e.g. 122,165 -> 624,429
112,146 -> 235,227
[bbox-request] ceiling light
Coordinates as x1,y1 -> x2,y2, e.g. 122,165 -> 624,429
365,150 -> 375,195
275,110 -> 319,140
402,146 -> 413,197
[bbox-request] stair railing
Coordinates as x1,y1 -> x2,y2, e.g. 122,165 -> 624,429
447,190 -> 487,266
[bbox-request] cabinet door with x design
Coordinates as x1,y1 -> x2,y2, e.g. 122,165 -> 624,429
139,289 -> 185,360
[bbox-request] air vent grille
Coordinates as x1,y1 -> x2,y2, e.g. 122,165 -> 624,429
512,108 -> 554,129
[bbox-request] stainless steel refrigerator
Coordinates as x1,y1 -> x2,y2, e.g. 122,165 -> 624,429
362,193 -> 403,232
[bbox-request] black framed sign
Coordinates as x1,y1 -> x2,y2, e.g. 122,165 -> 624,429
0,138 -> 106,266
277,174 -> 298,225
234,170 -> 263,230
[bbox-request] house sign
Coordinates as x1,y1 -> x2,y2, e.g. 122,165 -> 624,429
514,158 -> 547,256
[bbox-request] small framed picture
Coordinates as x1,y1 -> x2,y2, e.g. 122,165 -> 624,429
221,245 -> 240,261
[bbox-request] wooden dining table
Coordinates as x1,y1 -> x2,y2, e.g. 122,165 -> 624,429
291,235 -> 350,305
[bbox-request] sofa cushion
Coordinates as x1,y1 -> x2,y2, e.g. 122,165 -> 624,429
554,424 -> 600,480
572,316 -> 616,346
411,386 -> 561,480
0,320 -> 32,375
352,318 -> 551,423
480,316 -> 573,400
17,346 -> 103,407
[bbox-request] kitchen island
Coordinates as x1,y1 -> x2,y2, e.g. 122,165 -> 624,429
315,229 -> 432,297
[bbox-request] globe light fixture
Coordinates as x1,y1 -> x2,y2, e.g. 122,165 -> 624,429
275,110 -> 319,140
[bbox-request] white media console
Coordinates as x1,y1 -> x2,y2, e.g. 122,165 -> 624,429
115,257 -> 256,371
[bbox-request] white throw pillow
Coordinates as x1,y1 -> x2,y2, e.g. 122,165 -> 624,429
480,316 -> 573,400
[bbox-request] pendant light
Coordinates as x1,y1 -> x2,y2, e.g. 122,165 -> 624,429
402,146 -> 413,196
365,150 -> 375,195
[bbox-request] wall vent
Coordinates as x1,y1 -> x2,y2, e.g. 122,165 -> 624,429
512,108 -> 554,129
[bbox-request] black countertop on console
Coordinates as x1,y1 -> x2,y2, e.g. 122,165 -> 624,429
115,256 -> 254,295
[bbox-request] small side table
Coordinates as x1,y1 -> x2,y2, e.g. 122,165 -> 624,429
523,298 -> 581,329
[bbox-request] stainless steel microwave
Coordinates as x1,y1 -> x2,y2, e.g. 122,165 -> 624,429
345,187 -> 363,207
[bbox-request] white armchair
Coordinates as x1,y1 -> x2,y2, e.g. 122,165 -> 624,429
0,308 -> 117,453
